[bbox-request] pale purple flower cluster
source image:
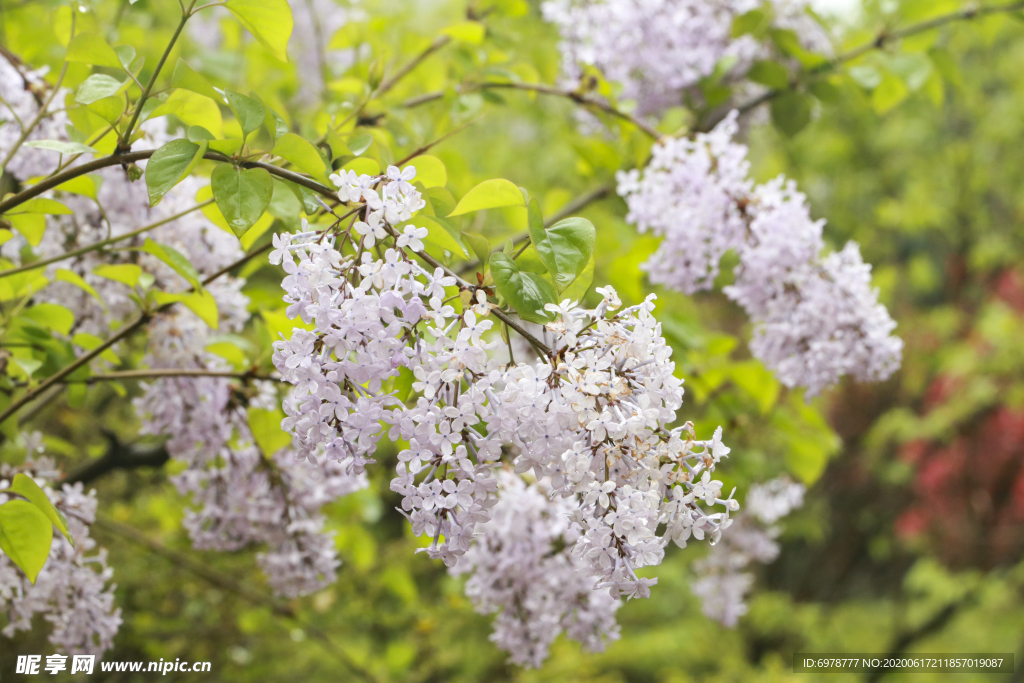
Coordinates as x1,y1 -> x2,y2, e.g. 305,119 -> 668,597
542,0 -> 829,117
618,112 -> 903,396
0,450 -> 121,656
691,477 -> 803,626
451,471 -> 620,668
273,165 -> 739,663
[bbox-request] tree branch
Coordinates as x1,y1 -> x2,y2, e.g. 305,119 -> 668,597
63,433 -> 169,485
0,200 -> 213,280
71,368 -> 281,383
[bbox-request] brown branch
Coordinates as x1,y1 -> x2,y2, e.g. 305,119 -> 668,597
0,151 -> 334,216
0,201 -> 213,280
73,368 -> 281,383
405,81 -> 661,139
63,433 -> 169,485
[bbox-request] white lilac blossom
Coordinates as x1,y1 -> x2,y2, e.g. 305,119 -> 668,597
691,477 -> 803,626
542,0 -> 830,117
0,56 -> 71,182
273,164 -> 739,645
618,112 -> 903,397
451,471 -> 620,668
0,451 -> 121,655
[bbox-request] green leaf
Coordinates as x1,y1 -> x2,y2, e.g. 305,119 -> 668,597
226,90 -> 266,140
420,216 -> 468,257
5,473 -> 72,547
462,232 -> 490,269
149,90 -> 224,138
85,96 -> 126,125
343,157 -> 380,176
152,290 -> 220,329
72,332 -> 120,364
145,139 -> 202,207
0,500 -> 52,583
7,214 -> 45,246
75,74 -> 125,105
248,407 -> 291,456
22,303 -> 74,336
223,0 -> 293,63
347,133 -> 373,156
448,178 -> 526,217
527,207 -> 596,292
732,8 -> 769,38
441,21 -> 486,44
559,254 -> 595,304
206,340 -> 248,370
272,133 -> 329,181
171,59 -> 223,102
489,252 -> 557,324
6,198 -> 72,215
53,175 -> 98,200
729,360 -> 780,414
747,60 -> 789,90
405,155 -> 447,188
94,264 -> 143,288
23,140 -> 97,155
65,32 -> 122,68
114,45 -> 136,71
872,71 -> 909,115
56,269 -> 102,301
210,165 -> 274,236
770,91 -> 813,137
142,238 -> 203,291
187,125 -> 216,142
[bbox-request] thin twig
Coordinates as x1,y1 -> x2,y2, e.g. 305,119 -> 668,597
0,201 -> 212,280
378,35 -> 451,96
71,368 -> 281,383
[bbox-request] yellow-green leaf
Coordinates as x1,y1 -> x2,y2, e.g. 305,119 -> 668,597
55,269 -> 101,301
5,474 -> 73,547
93,264 -> 143,288
405,155 -> 447,188
6,198 -> 72,215
150,90 -> 223,138
273,133 -> 330,181
72,332 -> 120,364
224,0 -> 293,63
247,407 -> 291,456
448,178 -> 526,216
0,500 -> 53,583
21,303 -> 74,336
65,32 -> 122,68
171,59 -> 223,102
441,21 -> 485,44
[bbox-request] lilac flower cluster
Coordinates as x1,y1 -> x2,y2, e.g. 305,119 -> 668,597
272,163 -> 739,663
691,477 -> 803,626
618,112 -> 903,396
451,471 -> 620,668
0,448 -> 121,655
542,0 -> 830,117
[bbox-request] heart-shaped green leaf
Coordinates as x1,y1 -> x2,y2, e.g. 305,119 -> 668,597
527,204 -> 596,292
489,252 -> 557,324
0,499 -> 53,583
211,165 -> 274,236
